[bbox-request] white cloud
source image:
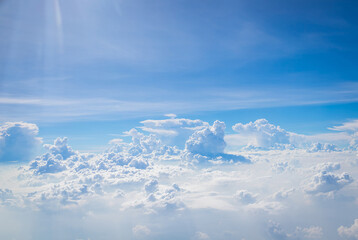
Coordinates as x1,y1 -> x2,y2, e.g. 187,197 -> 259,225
0,118 -> 358,240
338,219 -> 358,239
0,122 -> 41,163
227,119 -> 358,151
313,162 -> 341,172
144,179 -> 158,194
305,171 -> 353,195
132,225 -> 151,237
185,120 -> 226,155
43,137 -> 76,159
140,117 -> 208,147
328,119 -> 358,150
307,143 -> 339,152
229,119 -> 290,149
268,221 -> 323,239
295,226 -> 323,239
330,120 -> 358,133
234,190 -> 257,204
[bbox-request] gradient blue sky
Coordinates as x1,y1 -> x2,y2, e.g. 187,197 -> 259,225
1,0 -> 358,150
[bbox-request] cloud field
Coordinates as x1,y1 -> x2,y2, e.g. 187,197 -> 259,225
0,117 -> 358,240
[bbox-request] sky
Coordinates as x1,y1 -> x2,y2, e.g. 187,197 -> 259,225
1,0 -> 358,239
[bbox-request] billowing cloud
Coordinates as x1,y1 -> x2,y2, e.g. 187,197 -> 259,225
234,190 -> 257,204
140,117 -> 208,147
0,118 -> 357,240
295,226 -> 323,239
305,171 -> 353,195
0,122 -> 41,163
185,120 -> 226,155
268,221 -> 323,239
228,119 -> 290,150
338,219 -> 358,239
307,143 -> 338,152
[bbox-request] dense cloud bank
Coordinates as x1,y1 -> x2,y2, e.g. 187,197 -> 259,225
0,117 -> 358,239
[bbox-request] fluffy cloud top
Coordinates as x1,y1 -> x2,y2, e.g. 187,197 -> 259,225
185,120 -> 226,155
0,119 -> 357,240
268,221 -> 323,239
230,119 -> 290,149
234,190 -> 257,204
338,219 -> 358,239
305,171 -> 353,195
308,143 -> 338,152
0,122 -> 41,162
140,117 -> 208,147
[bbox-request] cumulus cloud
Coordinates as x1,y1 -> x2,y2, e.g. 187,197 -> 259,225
338,219 -> 358,239
0,122 -> 41,162
144,179 -> 159,194
132,225 -> 151,237
308,143 -> 339,152
228,119 -> 290,150
234,190 -> 257,204
295,226 -> 323,239
268,221 -> 323,239
1,118 -> 358,240
185,120 -> 226,155
267,220 -> 291,240
313,162 -> 340,172
305,171 -> 353,195
183,120 -> 249,163
44,137 -> 76,159
140,116 -> 208,147
226,118 -> 358,151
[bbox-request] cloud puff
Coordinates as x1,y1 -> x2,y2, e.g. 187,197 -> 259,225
29,137 -> 82,174
234,190 -> 257,204
132,225 -> 151,237
308,143 -> 339,152
183,120 -> 249,163
0,122 -> 41,163
295,226 -> 323,239
145,179 -> 159,194
305,171 -> 353,195
338,219 -> 358,239
43,137 -> 76,159
140,117 -> 208,147
1,118 -> 358,240
229,119 -> 290,149
185,120 -> 226,155
313,162 -> 341,172
267,220 -> 291,240
268,221 -> 323,239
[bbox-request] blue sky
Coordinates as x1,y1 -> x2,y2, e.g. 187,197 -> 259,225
1,0 -> 358,150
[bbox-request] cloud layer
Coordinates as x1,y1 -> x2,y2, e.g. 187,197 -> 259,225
0,118 -> 357,239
